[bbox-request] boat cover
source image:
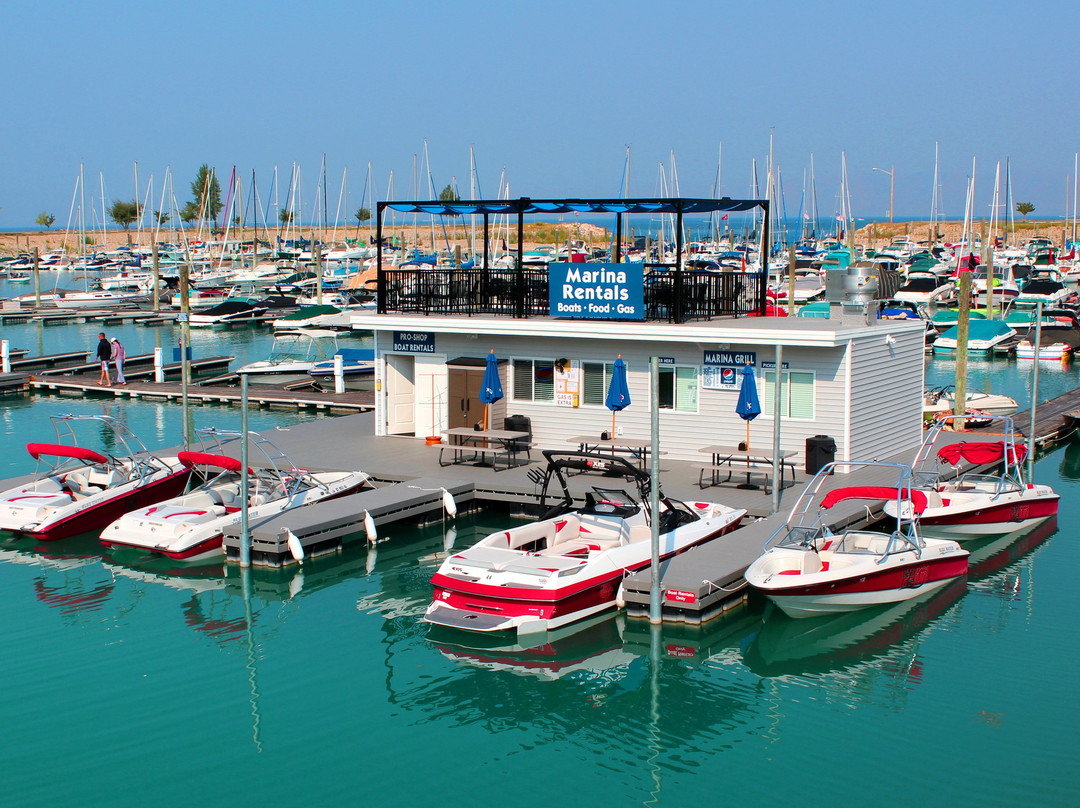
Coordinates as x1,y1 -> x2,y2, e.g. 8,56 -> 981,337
26,443 -> 108,464
936,441 -> 1027,466
820,486 -> 928,514
178,452 -> 248,473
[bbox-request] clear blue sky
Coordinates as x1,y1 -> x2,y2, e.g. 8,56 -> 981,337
2,0 -> 1077,228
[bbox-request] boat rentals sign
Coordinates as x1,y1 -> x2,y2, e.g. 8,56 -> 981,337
548,262 -> 644,320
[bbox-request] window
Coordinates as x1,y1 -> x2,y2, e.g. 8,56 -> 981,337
762,370 -> 815,418
581,362 -> 615,406
512,359 -> 555,402
658,366 -> 698,413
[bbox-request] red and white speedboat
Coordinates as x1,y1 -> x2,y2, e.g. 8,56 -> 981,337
0,415 -> 189,541
100,428 -> 370,562
886,415 -> 1059,538
425,451 -> 745,635
745,462 -> 969,619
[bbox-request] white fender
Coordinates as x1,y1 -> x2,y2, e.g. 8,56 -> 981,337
286,529 -> 304,563
364,510 -> 378,543
442,488 -> 457,518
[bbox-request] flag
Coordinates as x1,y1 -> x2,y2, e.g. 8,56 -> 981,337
802,212 -> 810,220
721,213 -> 729,220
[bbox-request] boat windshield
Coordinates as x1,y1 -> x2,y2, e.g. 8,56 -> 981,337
829,530 -> 919,556
582,488 -> 640,518
268,333 -> 337,362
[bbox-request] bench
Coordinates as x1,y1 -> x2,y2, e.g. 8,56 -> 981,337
694,462 -> 778,493
437,443 -> 507,470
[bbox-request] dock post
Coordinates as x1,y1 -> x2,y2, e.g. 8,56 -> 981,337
33,247 -> 41,309
334,353 -> 345,394
1,340 -> 9,374
154,347 -> 164,383
1027,302 -> 1042,482
649,355 -> 662,623
240,373 -> 251,567
151,242 -> 160,312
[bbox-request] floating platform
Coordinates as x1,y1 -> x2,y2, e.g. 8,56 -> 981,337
34,354 -> 233,380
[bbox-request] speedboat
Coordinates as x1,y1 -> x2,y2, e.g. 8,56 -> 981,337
887,414 -> 1059,539
1015,309 -> 1080,360
0,415 -> 188,541
237,328 -> 341,384
893,275 -> 955,305
425,450 -> 746,635
100,428 -> 370,562
188,299 -> 269,326
307,347 -> 375,389
923,385 -> 1018,421
744,461 -> 969,618
931,320 -> 1016,356
1014,275 -> 1073,308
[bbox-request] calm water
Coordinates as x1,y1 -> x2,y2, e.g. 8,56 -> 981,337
0,329 -> 1077,805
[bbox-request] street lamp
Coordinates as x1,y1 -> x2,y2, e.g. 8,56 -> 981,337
872,166 -> 895,223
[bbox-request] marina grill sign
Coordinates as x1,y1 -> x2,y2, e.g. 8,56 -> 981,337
548,262 -> 644,320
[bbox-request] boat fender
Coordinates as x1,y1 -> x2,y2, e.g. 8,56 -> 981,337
615,580 -> 627,610
364,510 -> 378,543
286,529 -> 304,563
441,488 -> 457,518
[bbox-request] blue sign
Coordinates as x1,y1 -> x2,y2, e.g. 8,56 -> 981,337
704,350 -> 756,366
392,331 -> 435,353
548,262 -> 644,320
172,347 -> 193,362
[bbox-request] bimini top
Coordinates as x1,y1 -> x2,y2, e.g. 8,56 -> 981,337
379,196 -> 763,217
178,452 -> 249,473
937,442 -> 1027,467
820,486 -> 928,514
26,443 -> 108,464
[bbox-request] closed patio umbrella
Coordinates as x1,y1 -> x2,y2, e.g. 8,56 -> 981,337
605,355 -> 631,438
736,364 -> 762,487
479,350 -> 503,430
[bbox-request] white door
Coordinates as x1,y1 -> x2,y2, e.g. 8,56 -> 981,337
385,354 -> 416,435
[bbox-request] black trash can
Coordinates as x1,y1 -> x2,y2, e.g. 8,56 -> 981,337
805,435 -> 836,475
503,414 -> 532,460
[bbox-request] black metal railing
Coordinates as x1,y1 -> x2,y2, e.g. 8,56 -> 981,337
379,267 -> 760,322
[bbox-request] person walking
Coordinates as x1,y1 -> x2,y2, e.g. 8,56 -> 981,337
110,337 -> 126,385
95,333 -> 112,386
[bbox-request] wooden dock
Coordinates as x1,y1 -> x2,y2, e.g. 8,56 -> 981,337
28,374 -> 375,412
34,354 -> 233,380
1013,387 -> 1080,446
0,373 -> 30,395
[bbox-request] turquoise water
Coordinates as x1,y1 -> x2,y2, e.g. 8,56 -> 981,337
0,341 -> 1078,805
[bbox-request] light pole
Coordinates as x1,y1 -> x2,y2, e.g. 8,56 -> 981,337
872,166 -> 895,223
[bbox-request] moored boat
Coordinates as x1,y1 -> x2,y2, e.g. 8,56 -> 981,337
744,462 -> 969,619
425,451 -> 746,635
0,415 -> 189,541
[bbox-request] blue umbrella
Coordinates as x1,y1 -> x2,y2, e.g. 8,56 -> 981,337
605,355 -> 631,437
736,364 -> 761,446
479,350 -> 503,429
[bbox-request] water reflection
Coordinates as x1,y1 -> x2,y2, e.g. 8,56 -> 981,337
1059,442 -> 1080,479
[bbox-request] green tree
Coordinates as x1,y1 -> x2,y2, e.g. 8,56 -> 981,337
179,201 -> 199,224
279,208 -> 294,224
35,211 -> 56,230
189,164 -> 223,224
154,209 -> 170,226
109,199 -> 141,235
1016,201 -> 1035,220
355,206 -> 371,223
438,184 -> 459,203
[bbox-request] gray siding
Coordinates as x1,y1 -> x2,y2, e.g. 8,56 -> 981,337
848,327 -> 925,462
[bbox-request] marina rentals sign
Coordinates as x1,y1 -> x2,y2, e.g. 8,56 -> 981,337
548,262 -> 644,320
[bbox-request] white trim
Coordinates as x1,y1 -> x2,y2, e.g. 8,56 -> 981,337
761,368 -> 816,420
843,339 -> 853,462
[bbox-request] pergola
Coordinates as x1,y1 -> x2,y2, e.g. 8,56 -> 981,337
375,196 -> 771,319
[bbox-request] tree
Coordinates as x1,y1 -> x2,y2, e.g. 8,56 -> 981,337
438,184 -> 460,203
189,164 -> 223,224
109,199 -> 141,233
154,209 -> 170,226
36,211 -> 56,230
179,202 -> 199,224
355,206 -> 371,223
1016,201 -> 1035,220
279,208 -> 294,224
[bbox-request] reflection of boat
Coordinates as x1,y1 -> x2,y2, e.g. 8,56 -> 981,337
890,415 -> 1059,538
426,451 -> 746,635
0,415 -> 188,541
100,428 -> 369,562
742,577 -> 966,677
745,462 -> 969,618
237,329 -> 340,384
430,612 -> 636,681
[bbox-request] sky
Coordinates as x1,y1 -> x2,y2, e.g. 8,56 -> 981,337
2,0 -> 1078,229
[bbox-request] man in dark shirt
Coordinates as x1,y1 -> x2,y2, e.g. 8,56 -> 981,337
96,333 -> 112,386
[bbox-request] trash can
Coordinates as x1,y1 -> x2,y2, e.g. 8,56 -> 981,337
503,414 -> 532,460
805,435 -> 836,475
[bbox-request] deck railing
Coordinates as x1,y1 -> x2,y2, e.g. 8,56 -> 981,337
378,266 -> 761,322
